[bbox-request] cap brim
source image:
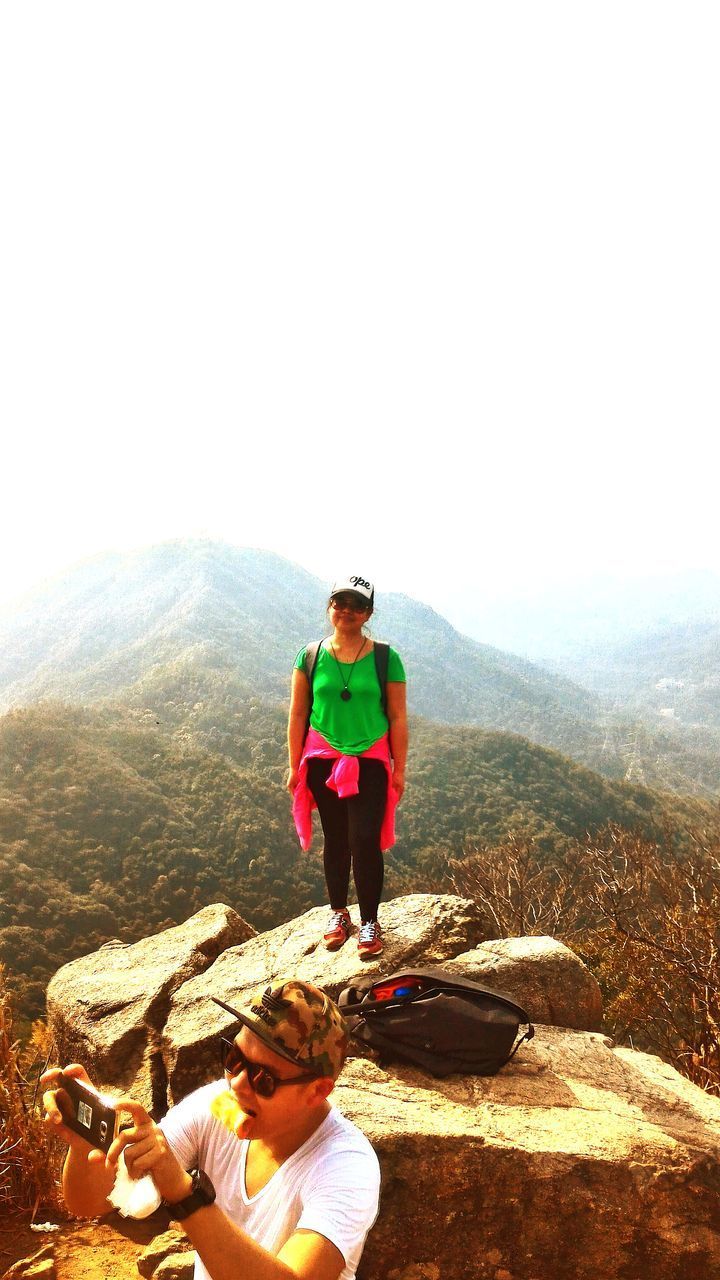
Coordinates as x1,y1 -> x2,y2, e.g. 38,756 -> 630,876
211,996 -> 310,1070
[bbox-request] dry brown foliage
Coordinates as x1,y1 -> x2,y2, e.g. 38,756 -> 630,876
586,826 -> 720,1093
450,833 -> 592,942
0,964 -> 62,1215
451,826 -> 720,1094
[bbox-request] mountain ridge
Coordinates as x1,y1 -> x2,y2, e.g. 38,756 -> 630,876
1,539 -> 718,796
1,537 -> 717,798
0,538 -> 599,731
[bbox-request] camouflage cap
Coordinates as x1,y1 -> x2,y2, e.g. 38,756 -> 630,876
212,980 -> 349,1080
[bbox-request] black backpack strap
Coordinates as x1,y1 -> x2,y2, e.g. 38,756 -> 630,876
504,1025 -> 535,1065
373,641 -> 390,717
302,641 -> 323,736
338,978 -> 375,1013
303,641 -> 322,691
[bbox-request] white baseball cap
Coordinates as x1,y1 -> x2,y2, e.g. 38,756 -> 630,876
330,575 -> 374,605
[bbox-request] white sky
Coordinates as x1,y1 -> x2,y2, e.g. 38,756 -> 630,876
2,2 -> 718,622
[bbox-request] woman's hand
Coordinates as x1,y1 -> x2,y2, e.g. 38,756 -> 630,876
392,768 -> 405,801
286,767 -> 300,793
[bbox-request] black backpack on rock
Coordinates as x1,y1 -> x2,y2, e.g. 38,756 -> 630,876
338,967 -> 535,1078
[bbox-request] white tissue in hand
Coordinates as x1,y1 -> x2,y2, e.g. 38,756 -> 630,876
107,1150 -> 162,1219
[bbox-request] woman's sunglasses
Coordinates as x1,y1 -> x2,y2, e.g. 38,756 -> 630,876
219,1037 -> 315,1099
331,595 -> 368,612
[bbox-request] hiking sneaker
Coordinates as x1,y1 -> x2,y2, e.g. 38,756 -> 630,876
323,909 -> 352,951
357,919 -> 383,958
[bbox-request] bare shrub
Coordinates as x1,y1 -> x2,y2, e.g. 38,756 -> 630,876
450,825 -> 720,1094
0,964 -> 62,1215
586,825 -> 720,1094
449,833 -> 593,942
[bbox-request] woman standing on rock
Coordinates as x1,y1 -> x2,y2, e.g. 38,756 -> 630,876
287,575 -> 408,958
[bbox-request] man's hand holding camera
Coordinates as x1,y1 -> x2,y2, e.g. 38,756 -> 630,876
42,1064 -> 107,1160
42,1064 -> 190,1213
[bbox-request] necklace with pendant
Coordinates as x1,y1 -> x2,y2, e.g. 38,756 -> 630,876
330,637 -> 367,701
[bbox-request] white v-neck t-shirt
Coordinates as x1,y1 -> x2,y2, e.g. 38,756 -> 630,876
160,1079 -> 381,1280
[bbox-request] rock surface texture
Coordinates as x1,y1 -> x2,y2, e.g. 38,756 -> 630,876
46,902 -> 253,1113
337,1030 -> 720,1279
45,895 -> 720,1279
2,1243 -> 56,1279
137,1230 -> 194,1278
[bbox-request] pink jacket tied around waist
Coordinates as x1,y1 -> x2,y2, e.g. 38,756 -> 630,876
292,728 -> 398,853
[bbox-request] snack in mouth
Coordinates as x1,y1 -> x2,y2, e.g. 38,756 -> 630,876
210,1090 -> 254,1135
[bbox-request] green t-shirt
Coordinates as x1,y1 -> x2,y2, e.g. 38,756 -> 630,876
295,643 -> 406,754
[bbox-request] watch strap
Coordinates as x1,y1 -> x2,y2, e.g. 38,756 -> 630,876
163,1167 -> 216,1220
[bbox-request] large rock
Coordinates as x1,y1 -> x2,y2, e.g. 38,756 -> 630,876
152,1256 -> 195,1280
443,935 -> 603,1031
335,1027 -> 720,1280
137,1231 -> 194,1278
46,903 -> 253,1112
2,1245 -> 56,1279
162,894 -> 487,1100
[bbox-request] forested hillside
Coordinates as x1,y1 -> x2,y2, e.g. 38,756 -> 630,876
0,701 -> 710,1028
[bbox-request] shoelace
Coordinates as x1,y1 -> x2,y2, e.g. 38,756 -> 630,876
358,921 -> 380,944
327,910 -> 350,933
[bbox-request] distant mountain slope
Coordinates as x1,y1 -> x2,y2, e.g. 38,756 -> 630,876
0,542 -> 325,704
1,700 -> 710,1024
557,618 -> 720,732
0,538 -> 600,739
447,569 -> 720,664
1,540 -> 718,795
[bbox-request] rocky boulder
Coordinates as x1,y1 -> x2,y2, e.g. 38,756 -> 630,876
337,1027 -> 720,1279
444,934 -> 603,1030
137,1230 -> 194,1278
46,903 -> 253,1113
2,1244 -> 56,1279
47,893 -> 492,1102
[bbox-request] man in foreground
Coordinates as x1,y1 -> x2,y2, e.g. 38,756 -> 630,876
43,979 -> 380,1280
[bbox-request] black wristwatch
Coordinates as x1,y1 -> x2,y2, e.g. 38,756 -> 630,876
163,1168 -> 216,1220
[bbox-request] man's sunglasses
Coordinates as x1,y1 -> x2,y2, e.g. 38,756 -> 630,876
331,595 -> 368,612
219,1037 -> 316,1099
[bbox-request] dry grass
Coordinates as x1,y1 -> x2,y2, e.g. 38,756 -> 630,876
0,964 -> 63,1216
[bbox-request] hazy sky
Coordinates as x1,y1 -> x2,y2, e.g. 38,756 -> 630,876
2,2 -> 718,623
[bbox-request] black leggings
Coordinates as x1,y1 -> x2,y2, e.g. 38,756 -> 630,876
307,758 -> 387,923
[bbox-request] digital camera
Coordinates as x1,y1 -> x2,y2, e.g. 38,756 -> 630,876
57,1074 -> 121,1154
